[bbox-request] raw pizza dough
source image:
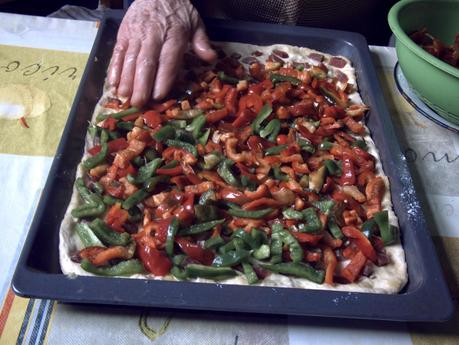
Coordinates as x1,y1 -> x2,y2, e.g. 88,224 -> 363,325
59,42 -> 408,294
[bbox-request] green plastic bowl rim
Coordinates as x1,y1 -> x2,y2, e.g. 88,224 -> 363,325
388,0 -> 459,78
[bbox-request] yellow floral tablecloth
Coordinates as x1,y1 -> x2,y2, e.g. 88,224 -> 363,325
0,13 -> 457,345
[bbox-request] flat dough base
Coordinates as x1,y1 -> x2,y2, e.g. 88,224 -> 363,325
59,41 -> 408,294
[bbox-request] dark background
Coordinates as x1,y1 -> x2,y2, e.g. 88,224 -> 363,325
0,0 -> 396,45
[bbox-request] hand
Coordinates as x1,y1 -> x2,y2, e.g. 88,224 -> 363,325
108,0 -> 216,107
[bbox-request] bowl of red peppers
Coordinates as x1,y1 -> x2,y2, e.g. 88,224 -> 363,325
388,0 -> 459,124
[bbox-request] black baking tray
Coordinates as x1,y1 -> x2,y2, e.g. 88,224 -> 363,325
12,12 -> 454,321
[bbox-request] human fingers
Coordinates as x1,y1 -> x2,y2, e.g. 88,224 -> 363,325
152,28 -> 188,100
191,20 -> 217,63
130,38 -> 162,108
108,39 -> 128,88
117,40 -> 141,98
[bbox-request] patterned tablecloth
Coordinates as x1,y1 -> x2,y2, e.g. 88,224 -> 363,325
0,13 -> 458,345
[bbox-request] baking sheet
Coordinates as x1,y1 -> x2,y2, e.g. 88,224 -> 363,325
12,12 -> 453,321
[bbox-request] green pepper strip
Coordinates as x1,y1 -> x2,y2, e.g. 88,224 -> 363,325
300,208 -> 322,233
232,228 -> 259,249
170,266 -> 188,280
298,138 -> 315,154
265,144 -> 287,156
75,222 -> 105,248
374,210 -> 398,245
96,107 -> 140,122
169,120 -> 187,129
319,85 -> 348,108
130,158 -> 163,185
259,119 -> 281,142
253,244 -> 270,260
259,262 -> 325,284
252,103 -> 273,133
143,175 -> 169,193
312,200 -> 336,215
270,73 -> 301,85
272,166 -> 289,182
81,259 -> 144,276
122,189 -> 149,210
217,159 -> 240,186
153,125 -> 176,142
202,152 -> 223,170
217,71 -> 239,84
198,128 -> 211,146
185,114 -> 206,138
116,121 -> 134,131
275,224 -> 303,263
71,178 -> 106,218
319,138 -> 333,151
172,254 -> 187,266
199,189 -> 217,205
102,195 -> 121,206
328,218 -> 343,239
82,142 -> 108,170
89,219 -> 131,246
185,264 -> 237,280
204,235 -> 225,250
179,219 -> 225,236
323,159 -> 342,176
166,217 -> 180,257
352,139 -> 368,151
242,262 -> 259,284
165,139 -> 198,157
282,208 -> 304,220
88,124 -> 98,138
361,218 -> 377,238
212,249 -> 251,267
175,109 -> 204,120
228,207 -> 273,219
269,223 -> 283,263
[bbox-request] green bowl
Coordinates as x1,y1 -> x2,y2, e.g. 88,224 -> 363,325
388,0 -> 459,124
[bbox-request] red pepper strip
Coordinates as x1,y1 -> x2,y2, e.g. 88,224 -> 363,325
170,175 -> 189,189
343,116 -> 365,134
120,113 -> 141,122
297,125 -> 323,145
19,116 -> 30,128
342,226 -> 377,263
143,110 -> 162,128
198,171 -> 228,188
289,231 -> 323,245
104,203 -> 129,233
242,198 -> 281,210
103,99 -> 123,110
232,109 -> 254,128
91,246 -> 130,266
341,250 -> 367,283
220,187 -> 250,205
225,87 -> 238,115
116,163 -> 136,178
185,173 -> 203,185
239,94 -> 263,114
175,237 -> 214,265
339,152 -> 356,186
206,108 -> 229,123
331,190 -> 366,219
173,192 -> 195,225
152,218 -> 173,244
100,117 -> 117,131
156,165 -> 183,176
137,244 -> 172,276
323,247 -> 337,285
152,99 -> 177,112
79,246 -> 105,262
88,138 -> 128,155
